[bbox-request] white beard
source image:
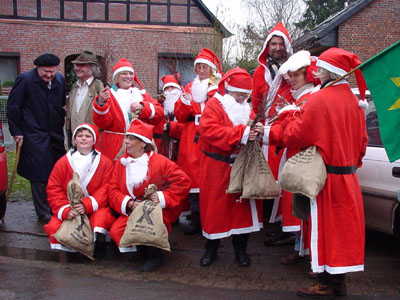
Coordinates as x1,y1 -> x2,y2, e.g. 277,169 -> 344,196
163,89 -> 181,115
121,153 -> 149,187
71,151 -> 93,183
191,77 -> 209,103
218,94 -> 251,126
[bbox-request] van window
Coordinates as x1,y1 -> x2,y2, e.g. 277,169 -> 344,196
365,97 -> 383,147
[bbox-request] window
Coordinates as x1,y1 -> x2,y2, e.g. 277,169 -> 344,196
158,53 -> 196,92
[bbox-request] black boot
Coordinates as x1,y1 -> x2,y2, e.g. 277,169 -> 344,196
141,246 -> 164,271
233,234 -> 250,267
184,211 -> 202,235
200,239 -> 220,267
94,233 -> 107,259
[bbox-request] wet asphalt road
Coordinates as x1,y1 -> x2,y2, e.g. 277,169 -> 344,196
1,201 -> 400,299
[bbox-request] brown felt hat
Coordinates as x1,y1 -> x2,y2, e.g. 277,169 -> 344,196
71,51 -> 99,65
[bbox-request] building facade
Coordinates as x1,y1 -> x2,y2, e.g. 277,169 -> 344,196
0,0 -> 229,95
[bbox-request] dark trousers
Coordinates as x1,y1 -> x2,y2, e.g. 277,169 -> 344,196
30,181 -> 51,217
232,233 -> 249,253
189,193 -> 199,214
317,271 -> 346,285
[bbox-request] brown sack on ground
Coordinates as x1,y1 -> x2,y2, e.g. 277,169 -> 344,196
240,141 -> 279,200
54,172 -> 94,260
279,146 -> 327,199
120,184 -> 170,251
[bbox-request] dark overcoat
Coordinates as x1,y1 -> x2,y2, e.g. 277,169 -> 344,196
7,67 -> 66,182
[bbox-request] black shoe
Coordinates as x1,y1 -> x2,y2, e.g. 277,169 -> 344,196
141,248 -> 164,271
200,250 -> 217,267
235,251 -> 251,267
264,232 -> 295,246
183,212 -> 201,235
38,214 -> 51,224
94,242 -> 106,259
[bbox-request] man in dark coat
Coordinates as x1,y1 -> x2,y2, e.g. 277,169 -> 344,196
7,53 -> 66,223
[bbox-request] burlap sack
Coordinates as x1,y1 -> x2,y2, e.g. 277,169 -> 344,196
119,184 -> 170,251
226,146 -> 247,194
240,141 -> 279,200
279,146 -> 327,198
227,119 -> 255,194
54,173 -> 94,260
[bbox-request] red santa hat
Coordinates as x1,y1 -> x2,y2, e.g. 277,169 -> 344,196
112,58 -> 145,92
194,48 -> 222,76
258,21 -> 293,66
317,47 -> 367,100
126,119 -> 154,144
72,123 -> 100,150
161,73 -> 182,91
279,50 -> 320,86
218,68 -> 253,96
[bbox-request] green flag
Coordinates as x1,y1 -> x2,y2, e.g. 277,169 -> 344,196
359,41 -> 400,162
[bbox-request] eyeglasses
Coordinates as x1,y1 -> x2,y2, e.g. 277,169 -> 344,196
232,92 -> 250,101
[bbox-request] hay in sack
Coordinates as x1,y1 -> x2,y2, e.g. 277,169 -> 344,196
54,172 -> 94,260
119,184 -> 170,251
227,140 -> 279,200
279,146 -> 327,198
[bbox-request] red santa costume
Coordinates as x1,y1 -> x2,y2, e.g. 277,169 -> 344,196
279,48 -> 368,276
198,69 -> 263,266
265,51 -> 320,256
153,73 -> 184,161
108,120 -> 192,253
251,21 -> 295,178
174,48 -> 222,234
44,124 -> 115,252
174,48 -> 222,192
93,58 -> 163,161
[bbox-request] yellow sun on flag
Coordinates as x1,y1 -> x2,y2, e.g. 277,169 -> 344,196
388,77 -> 400,111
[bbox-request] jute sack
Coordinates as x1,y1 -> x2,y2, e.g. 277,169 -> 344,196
119,184 -> 170,251
240,141 -> 279,200
226,145 -> 247,194
54,172 -> 94,260
279,146 -> 327,199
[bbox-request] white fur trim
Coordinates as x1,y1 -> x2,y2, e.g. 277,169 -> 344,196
215,73 -> 222,79
157,191 -> 166,209
262,125 -> 271,145
121,195 -> 132,216
72,124 -> 97,143
163,82 -> 181,90
112,66 -> 134,81
226,84 -> 252,94
202,198 -> 262,239
359,99 -> 369,108
207,85 -> 218,92
118,246 -> 137,253
194,58 -> 216,70
190,188 -> 199,193
88,196 -> 98,212
125,133 -> 152,144
139,89 -> 146,95
93,105 -> 109,115
148,102 -> 155,119
279,50 -> 311,75
316,59 -> 346,76
180,95 -> 191,106
282,225 -> 301,232
241,126 -> 250,144
50,243 -> 76,252
58,204 -> 70,220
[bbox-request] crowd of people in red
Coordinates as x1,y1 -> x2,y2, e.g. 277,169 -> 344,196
7,21 -> 369,298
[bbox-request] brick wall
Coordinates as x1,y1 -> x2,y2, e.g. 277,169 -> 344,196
338,0 -> 400,87
0,1 -> 223,96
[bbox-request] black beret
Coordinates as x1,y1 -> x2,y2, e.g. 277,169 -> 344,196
33,53 -> 60,67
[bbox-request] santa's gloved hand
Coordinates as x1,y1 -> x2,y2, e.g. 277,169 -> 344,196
277,104 -> 300,115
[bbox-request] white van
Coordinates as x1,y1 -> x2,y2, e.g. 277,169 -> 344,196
355,89 -> 400,235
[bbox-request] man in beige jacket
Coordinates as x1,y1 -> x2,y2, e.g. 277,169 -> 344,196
65,51 -> 103,148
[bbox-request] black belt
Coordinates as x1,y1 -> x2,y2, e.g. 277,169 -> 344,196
325,164 -> 357,174
187,116 -> 195,122
194,133 -> 199,144
153,133 -> 164,139
202,149 -> 236,164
